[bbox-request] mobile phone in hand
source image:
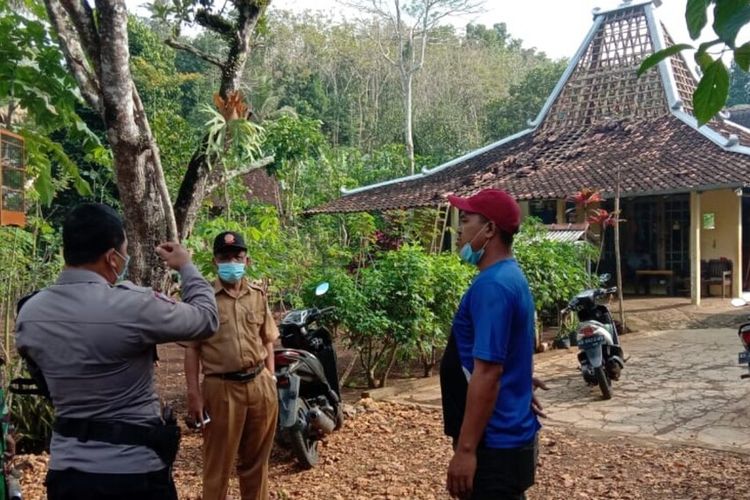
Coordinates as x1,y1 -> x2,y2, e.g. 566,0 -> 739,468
198,410 -> 211,427
185,410 -> 210,430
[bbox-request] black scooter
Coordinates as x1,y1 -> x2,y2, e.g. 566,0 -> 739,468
274,282 -> 343,468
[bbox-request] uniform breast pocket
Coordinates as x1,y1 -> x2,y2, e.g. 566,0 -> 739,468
244,311 -> 264,329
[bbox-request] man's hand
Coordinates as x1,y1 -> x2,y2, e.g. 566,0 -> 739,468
447,449 -> 477,498
156,242 -> 191,271
187,390 -> 205,429
532,376 -> 549,418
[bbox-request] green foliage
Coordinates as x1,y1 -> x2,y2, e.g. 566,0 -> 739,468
256,11 -> 559,157
514,218 -> 598,321
639,0 -> 750,125
8,358 -> 53,453
150,109 -> 200,198
263,115 -> 325,171
483,59 -> 568,140
694,58 -> 731,125
686,0 -> 710,40
203,106 -> 266,170
637,44 -> 694,76
129,16 -> 203,115
305,245 -> 473,387
186,205 -> 314,307
0,5 -> 102,204
728,61 -> 750,106
0,221 -> 62,452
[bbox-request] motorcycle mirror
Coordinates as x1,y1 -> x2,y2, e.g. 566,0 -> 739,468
315,282 -> 330,296
731,298 -> 747,307
599,273 -> 611,284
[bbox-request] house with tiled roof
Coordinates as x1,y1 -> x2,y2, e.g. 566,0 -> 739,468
308,0 -> 750,305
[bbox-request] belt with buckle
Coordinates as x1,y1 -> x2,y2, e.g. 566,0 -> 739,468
207,363 -> 265,382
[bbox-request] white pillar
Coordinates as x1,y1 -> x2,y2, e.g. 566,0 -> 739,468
735,191 -> 743,297
690,191 -> 702,306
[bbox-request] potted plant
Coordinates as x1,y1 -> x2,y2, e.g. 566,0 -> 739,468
552,310 -> 578,349
561,311 -> 578,347
553,327 -> 571,349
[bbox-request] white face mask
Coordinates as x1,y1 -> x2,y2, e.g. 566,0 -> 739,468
111,249 -> 130,283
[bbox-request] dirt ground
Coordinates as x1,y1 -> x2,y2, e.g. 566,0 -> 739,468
15,398 -> 750,499
12,298 -> 750,499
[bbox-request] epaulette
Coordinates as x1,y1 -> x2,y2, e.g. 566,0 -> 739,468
115,280 -> 152,294
248,281 -> 266,295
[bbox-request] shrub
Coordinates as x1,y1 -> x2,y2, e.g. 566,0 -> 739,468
306,245 -> 473,388
514,218 -> 599,323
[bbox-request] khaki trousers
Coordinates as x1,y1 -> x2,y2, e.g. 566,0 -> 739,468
201,369 -> 278,500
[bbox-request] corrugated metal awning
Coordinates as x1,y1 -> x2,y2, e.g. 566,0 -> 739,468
544,223 -> 588,242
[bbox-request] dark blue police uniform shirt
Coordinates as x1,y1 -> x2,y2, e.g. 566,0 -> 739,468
451,258 -> 540,448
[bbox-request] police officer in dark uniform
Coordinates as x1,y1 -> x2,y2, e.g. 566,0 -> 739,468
15,203 -> 219,500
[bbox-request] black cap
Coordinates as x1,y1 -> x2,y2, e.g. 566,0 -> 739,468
213,231 -> 247,254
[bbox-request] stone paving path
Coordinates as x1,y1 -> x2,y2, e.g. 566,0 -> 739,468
376,328 -> 750,452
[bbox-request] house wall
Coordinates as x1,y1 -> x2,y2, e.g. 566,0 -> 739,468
698,189 -> 742,297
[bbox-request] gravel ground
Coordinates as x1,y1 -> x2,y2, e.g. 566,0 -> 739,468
15,399 -> 750,499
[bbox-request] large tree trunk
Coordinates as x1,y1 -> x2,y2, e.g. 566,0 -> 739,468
45,0 -> 176,287
46,0 -> 274,271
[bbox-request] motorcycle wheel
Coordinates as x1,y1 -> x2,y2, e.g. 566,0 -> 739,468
289,401 -> 319,469
334,403 -> 344,431
595,365 -> 613,400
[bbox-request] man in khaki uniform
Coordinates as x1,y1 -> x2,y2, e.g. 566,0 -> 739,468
184,231 -> 279,500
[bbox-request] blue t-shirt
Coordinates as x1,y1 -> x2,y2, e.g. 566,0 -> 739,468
450,258 -> 540,448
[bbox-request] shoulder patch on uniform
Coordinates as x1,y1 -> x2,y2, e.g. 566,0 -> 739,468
153,291 -> 177,304
115,281 -> 152,294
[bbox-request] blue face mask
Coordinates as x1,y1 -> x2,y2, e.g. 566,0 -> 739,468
113,250 -> 130,282
458,223 -> 489,266
217,262 -> 246,283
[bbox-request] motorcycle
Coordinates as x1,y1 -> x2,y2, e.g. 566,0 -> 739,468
736,321 -> 750,379
562,276 -> 626,400
274,282 -> 343,468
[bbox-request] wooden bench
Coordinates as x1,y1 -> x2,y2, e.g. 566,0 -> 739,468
635,270 -> 674,295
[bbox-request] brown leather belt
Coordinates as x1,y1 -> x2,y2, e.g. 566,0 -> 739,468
206,363 -> 264,382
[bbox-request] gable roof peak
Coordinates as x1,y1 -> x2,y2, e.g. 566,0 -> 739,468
592,0 -> 662,18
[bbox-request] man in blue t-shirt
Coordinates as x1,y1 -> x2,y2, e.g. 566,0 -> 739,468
440,188 -> 545,500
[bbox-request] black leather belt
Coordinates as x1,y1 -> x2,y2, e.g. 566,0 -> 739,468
207,363 -> 264,382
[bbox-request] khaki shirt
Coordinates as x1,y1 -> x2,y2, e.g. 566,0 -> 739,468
194,279 -> 279,375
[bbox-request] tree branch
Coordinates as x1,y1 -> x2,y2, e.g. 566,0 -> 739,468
195,8 -> 235,39
94,0 -> 134,126
218,0 -> 268,97
43,0 -> 103,116
206,155 -> 274,192
165,37 -> 226,69
59,0 -> 101,74
375,25 -> 397,66
132,88 -> 178,241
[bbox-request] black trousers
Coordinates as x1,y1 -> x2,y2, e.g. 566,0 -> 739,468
459,436 -> 538,500
46,467 -> 177,500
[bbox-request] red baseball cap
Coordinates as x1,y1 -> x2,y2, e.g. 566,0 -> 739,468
447,189 -> 521,234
